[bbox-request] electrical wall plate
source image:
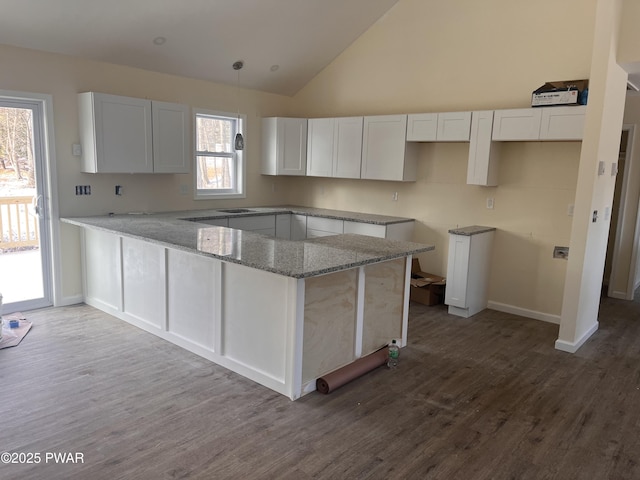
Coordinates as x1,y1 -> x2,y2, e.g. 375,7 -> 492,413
553,246 -> 569,259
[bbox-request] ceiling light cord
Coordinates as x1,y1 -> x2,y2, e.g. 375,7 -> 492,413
233,60 -> 244,151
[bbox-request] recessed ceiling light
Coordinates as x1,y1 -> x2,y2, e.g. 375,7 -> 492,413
270,64 -> 280,72
153,36 -> 167,46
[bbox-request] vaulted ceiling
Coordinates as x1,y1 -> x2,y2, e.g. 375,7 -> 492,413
0,0 -> 400,96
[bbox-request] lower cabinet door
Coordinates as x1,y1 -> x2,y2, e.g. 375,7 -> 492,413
445,234 -> 470,308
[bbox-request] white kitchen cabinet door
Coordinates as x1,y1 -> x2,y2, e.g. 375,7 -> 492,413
79,92 -> 153,173
307,117 -> 363,179
467,110 -> 500,186
406,113 -> 438,141
539,105 -> 586,141
437,111 -> 472,141
333,117 -> 363,179
198,218 -> 229,227
229,215 -> 276,236
445,234 -> 471,308
343,221 -> 386,238
275,214 -> 292,239
306,118 -> 335,177
291,214 -> 307,240
152,101 -> 190,173
306,216 -> 343,238
361,115 -> 418,182
261,117 -> 307,176
491,108 -> 542,141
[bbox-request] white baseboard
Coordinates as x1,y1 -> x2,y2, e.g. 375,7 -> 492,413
554,322 -> 599,353
487,301 -> 561,325
55,294 -> 84,307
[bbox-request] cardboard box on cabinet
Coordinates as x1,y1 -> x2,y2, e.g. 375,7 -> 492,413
531,79 -> 589,107
410,258 -> 446,306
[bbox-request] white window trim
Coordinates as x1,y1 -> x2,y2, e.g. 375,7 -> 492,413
193,107 -> 246,200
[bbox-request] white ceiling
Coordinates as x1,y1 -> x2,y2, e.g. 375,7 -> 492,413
0,0 -> 399,96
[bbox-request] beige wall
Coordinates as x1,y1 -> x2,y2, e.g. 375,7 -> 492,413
618,0 -> 640,65
288,0 -> 596,320
0,44 -> 295,301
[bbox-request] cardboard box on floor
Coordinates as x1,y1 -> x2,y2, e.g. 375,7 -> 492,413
410,258 -> 446,306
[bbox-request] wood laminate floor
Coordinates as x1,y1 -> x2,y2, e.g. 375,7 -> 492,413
2,295 -> 640,480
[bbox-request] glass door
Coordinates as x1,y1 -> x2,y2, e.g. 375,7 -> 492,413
0,98 -> 52,314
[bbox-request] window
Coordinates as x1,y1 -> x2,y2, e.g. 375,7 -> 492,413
194,109 -> 245,198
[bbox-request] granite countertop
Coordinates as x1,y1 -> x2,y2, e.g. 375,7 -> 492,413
61,207 -> 433,279
177,205 -> 415,225
448,225 -> 496,236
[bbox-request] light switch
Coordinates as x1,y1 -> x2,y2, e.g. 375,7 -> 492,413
598,161 -> 605,176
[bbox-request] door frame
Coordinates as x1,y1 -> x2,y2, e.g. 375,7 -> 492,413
608,124 -> 637,300
0,90 -> 60,310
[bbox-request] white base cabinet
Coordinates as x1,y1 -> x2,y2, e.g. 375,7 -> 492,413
80,227 -> 412,400
445,228 -> 495,318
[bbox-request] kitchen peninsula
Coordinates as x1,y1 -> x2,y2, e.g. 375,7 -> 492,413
62,206 -> 434,400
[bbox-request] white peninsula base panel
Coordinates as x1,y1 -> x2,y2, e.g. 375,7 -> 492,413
82,228 -> 411,400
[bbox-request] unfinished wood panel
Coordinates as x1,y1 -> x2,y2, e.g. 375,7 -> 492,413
302,269 -> 358,383
362,258 -> 405,353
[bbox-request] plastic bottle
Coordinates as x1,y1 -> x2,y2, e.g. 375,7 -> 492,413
387,339 -> 399,368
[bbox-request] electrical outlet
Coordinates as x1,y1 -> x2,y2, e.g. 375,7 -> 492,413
179,184 -> 188,196
115,185 -> 123,196
486,198 -> 494,209
567,204 -> 574,216
392,192 -> 398,201
553,246 -> 569,259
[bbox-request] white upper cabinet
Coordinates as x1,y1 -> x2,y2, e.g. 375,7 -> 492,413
406,113 -> 437,141
333,117 -> 363,178
361,115 -> 418,182
467,111 -> 500,186
539,105 -> 586,140
151,101 -> 190,174
437,111 -> 472,141
79,92 -> 153,173
306,118 -> 335,177
307,117 -> 363,179
262,117 -> 308,176
406,112 -> 471,142
79,92 -> 189,174
491,108 -> 542,141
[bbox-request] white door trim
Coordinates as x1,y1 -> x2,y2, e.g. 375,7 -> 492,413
0,90 -> 60,309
